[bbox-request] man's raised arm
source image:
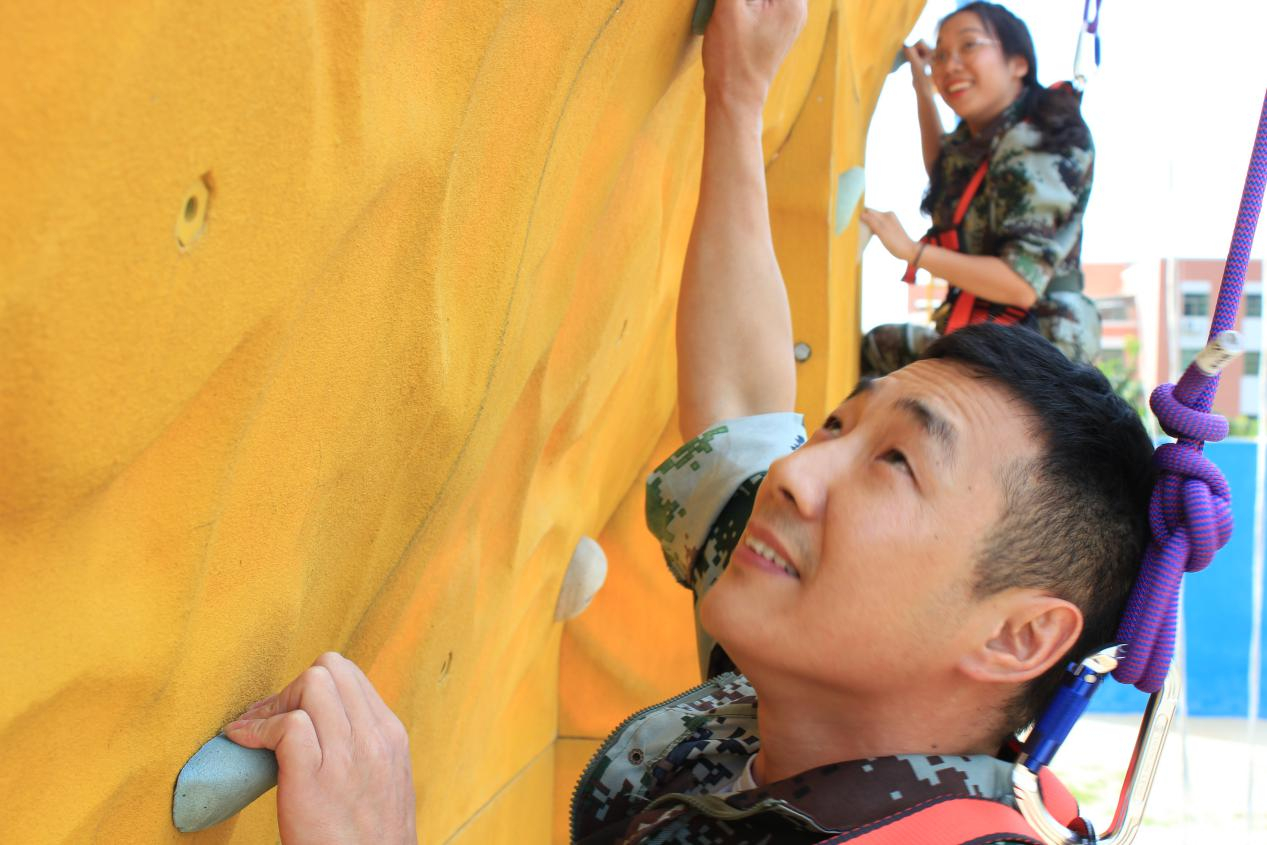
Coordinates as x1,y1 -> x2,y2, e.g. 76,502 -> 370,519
676,0 -> 806,440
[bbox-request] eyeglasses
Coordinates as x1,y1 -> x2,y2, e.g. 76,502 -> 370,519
930,38 -> 997,67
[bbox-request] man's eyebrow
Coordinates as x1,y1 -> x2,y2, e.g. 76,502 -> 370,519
895,397 -> 958,463
846,377 -> 875,401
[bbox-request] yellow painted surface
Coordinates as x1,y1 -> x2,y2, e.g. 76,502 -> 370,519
0,1 -> 920,842
449,745 -> 556,845
552,739 -> 603,844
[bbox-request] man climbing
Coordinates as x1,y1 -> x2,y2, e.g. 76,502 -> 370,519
225,2 -> 1155,842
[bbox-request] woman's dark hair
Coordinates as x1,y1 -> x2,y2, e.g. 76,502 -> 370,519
920,2 -> 1091,217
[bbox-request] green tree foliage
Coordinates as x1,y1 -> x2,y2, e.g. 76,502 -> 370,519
1096,335 -> 1148,421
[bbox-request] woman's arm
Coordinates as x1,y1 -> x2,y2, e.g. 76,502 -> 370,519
859,208 -> 1038,309
907,42 -> 943,177
916,245 -> 1038,308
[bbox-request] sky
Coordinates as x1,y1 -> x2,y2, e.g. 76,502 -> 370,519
860,0 -> 1267,329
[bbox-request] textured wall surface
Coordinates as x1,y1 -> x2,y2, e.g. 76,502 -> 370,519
0,1 -> 920,841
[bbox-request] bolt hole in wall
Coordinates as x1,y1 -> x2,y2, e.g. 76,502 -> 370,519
176,172 -> 212,250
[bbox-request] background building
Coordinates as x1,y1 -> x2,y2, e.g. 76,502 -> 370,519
1090,258 -> 1261,422
904,259 -> 1263,424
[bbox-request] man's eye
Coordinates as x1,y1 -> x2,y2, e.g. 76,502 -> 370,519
882,449 -> 912,475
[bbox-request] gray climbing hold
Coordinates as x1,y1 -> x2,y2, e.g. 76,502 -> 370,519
692,0 -> 715,35
835,167 -> 865,236
890,47 -> 909,74
172,734 -> 278,833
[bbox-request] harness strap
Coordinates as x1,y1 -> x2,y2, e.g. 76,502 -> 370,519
815,797 -> 1044,845
952,161 -> 990,226
902,161 -> 987,284
942,283 -> 980,334
939,160 -> 996,333
1035,766 -> 1080,825
900,160 -> 1029,334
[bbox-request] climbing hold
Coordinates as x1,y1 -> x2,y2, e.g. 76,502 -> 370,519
555,536 -> 608,621
175,174 -> 211,250
171,734 -> 277,833
834,167 -> 865,236
890,47 -> 908,74
793,342 -> 811,363
691,0 -> 715,35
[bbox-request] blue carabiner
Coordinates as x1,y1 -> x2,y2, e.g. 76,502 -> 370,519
1016,644 -> 1122,774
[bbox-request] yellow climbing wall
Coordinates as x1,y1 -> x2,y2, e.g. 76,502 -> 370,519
0,1 -> 921,842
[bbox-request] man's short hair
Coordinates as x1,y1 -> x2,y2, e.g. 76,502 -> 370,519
920,324 -> 1156,733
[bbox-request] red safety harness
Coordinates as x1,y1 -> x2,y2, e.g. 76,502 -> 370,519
901,159 -> 1033,335
891,97 -> 1089,334
815,767 -> 1083,845
902,81 -> 1088,336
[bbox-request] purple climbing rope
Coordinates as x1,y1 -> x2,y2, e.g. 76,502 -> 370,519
1081,0 -> 1101,66
1114,90 -> 1267,693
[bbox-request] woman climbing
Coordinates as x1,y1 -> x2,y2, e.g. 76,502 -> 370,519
860,1 -> 1102,376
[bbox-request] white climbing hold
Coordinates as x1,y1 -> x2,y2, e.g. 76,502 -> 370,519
835,167 -> 866,236
555,536 -> 608,621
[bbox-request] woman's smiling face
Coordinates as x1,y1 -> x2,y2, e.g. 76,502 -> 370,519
931,11 -> 1028,132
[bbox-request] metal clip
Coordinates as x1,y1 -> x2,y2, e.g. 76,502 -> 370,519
1013,662 -> 1180,844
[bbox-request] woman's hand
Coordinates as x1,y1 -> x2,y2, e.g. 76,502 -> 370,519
860,208 -> 918,264
906,40 -> 934,96
908,39 -> 944,175
224,652 -> 417,845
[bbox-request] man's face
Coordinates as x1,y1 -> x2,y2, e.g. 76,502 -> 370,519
700,359 -> 1040,695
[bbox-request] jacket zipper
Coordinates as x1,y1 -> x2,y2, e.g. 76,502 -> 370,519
567,672 -> 739,843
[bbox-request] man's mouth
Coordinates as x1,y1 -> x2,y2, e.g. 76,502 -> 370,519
741,535 -> 799,579
946,80 -> 973,96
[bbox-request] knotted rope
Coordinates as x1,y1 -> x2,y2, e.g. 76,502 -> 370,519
1114,90 -> 1267,692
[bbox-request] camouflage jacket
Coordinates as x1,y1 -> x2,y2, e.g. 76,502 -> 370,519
928,90 -> 1100,363
569,415 -> 1030,844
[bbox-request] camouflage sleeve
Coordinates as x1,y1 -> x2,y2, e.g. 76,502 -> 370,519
645,413 -> 806,589
645,413 -> 806,677
987,123 -> 1093,298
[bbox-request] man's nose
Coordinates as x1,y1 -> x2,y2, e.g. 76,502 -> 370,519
765,440 -> 838,522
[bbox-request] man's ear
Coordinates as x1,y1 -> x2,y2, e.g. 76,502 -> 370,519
959,591 -> 1082,684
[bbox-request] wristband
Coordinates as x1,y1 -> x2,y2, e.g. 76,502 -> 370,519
912,242 -> 929,270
